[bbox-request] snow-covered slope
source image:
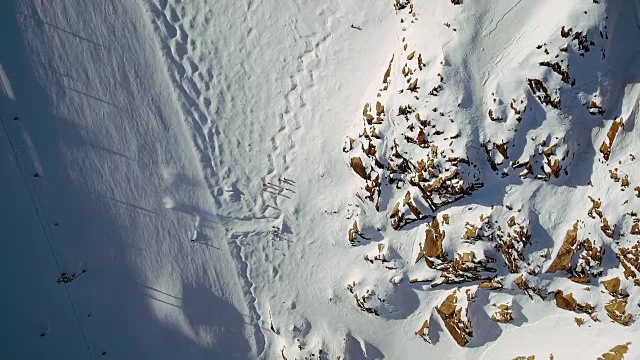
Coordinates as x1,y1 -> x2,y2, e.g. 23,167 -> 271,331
1,0 -> 639,359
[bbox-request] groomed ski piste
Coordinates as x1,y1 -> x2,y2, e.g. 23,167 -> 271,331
1,0 -> 639,359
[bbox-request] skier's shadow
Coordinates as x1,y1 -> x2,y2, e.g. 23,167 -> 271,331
180,280 -> 255,357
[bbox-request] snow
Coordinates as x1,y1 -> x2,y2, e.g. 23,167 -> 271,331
1,0 -> 639,359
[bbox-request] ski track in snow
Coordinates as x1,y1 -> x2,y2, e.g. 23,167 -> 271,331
145,1 -> 331,357
484,0 -> 524,37
146,1 -> 268,356
267,28 -> 329,185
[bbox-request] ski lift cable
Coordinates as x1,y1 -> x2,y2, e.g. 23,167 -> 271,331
0,112 -> 95,360
10,121 -> 68,270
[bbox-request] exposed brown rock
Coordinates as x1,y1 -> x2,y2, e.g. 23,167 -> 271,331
597,342 -> 632,360
479,278 -> 503,290
416,217 -> 445,264
513,275 -> 545,299
619,242 -> 640,279
527,78 -> 560,109
491,303 -> 513,323
403,191 -> 421,218
382,56 -> 393,89
539,145 -> 562,179
415,318 -> 431,342
602,277 -> 622,297
605,297 -> 632,326
510,101 -> 523,121
348,220 -> 360,245
428,83 -> 443,96
610,168 -> 620,182
579,302 -> 595,315
394,0 -> 410,11
547,221 -> 579,273
539,61 -> 570,83
588,196 -> 603,218
390,202 -> 401,229
572,30 -> 592,53
435,291 -> 472,347
398,104 -> 412,116
601,218 -> 614,238
571,237 -> 603,283
350,157 -> 369,180
588,100 -> 605,115
600,118 -> 623,161
488,108 -> 502,121
570,273 -> 591,284
430,251 -> 495,288
343,137 -> 355,152
390,192 -> 424,230
516,161 -> 533,178
631,219 -> 640,235
547,158 -> 561,178
407,78 -> 419,92
365,244 -> 389,264
495,142 -> 508,159
621,175 -> 630,189
416,127 -> 428,147
498,219 -> 531,273
347,282 -> 379,315
376,101 -> 385,117
363,173 -> 382,210
463,222 -> 479,240
363,103 -> 375,124
554,290 -> 578,311
362,139 -> 377,158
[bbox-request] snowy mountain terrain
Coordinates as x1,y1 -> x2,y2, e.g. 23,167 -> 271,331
1,0 -> 639,359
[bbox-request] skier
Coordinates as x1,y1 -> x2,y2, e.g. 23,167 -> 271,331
279,177 -> 295,186
56,273 -> 71,284
56,269 -> 86,284
270,226 -> 280,240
